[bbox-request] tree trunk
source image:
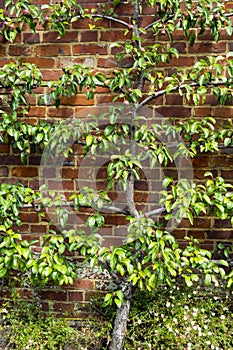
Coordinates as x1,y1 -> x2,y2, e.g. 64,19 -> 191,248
108,298 -> 131,350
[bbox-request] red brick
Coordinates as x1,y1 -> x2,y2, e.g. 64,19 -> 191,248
47,107 -> 74,118
214,219 -> 232,228
23,33 -> 40,44
0,166 -> 8,176
188,42 -> 226,53
29,180 -> 40,190
0,58 -> 13,66
72,279 -> 94,290
21,57 -> 56,68
53,302 -> 75,312
11,166 -> 38,177
31,225 -> 47,234
221,170 -> 233,180
80,31 -> 98,42
73,44 -> 108,55
171,42 -> 187,54
176,230 -> 206,239
41,69 -> 63,81
48,180 -> 74,191
59,94 -> 94,106
155,106 -> 191,118
194,107 -> 212,117
0,46 -> 6,56
134,191 -> 148,202
97,57 -> 117,68
13,224 -> 30,233
104,214 -> 128,225
206,230 -> 233,239
40,290 -> 67,301
61,168 -> 79,179
21,234 -> 41,244
28,156 -> 41,166
67,291 -> 83,302
42,167 -> 57,178
43,31 -> 78,43
160,56 -> 195,67
27,106 -> 46,117
8,45 -> 32,56
102,236 -> 124,247
165,94 -> 183,105
209,156 -> 233,168
191,156 -> 209,167
19,212 -> 39,223
35,45 -> 71,56
215,107 -> 233,118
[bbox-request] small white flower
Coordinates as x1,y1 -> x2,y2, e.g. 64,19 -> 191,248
220,315 -> 226,320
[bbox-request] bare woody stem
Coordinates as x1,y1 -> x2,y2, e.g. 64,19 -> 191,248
126,109 -> 140,219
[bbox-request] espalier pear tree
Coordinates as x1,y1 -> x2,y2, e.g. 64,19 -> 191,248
1,0 -> 233,349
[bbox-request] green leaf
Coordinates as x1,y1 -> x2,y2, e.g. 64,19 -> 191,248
114,297 -> 123,308
36,133 -> 44,143
0,267 -> 7,278
113,0 -> 120,6
86,134 -> 93,146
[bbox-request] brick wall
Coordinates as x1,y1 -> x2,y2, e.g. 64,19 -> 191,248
1,0 -> 233,315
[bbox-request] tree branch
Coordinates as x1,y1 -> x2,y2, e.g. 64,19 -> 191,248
144,207 -> 165,217
126,109 -> 140,219
137,79 -> 229,111
132,0 -> 141,51
91,14 -> 129,28
144,15 -> 174,31
23,202 -> 129,215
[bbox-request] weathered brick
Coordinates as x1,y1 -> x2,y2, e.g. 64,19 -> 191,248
23,33 -> 40,44
35,45 -> 71,56
53,302 -> 75,312
8,45 -> 32,56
